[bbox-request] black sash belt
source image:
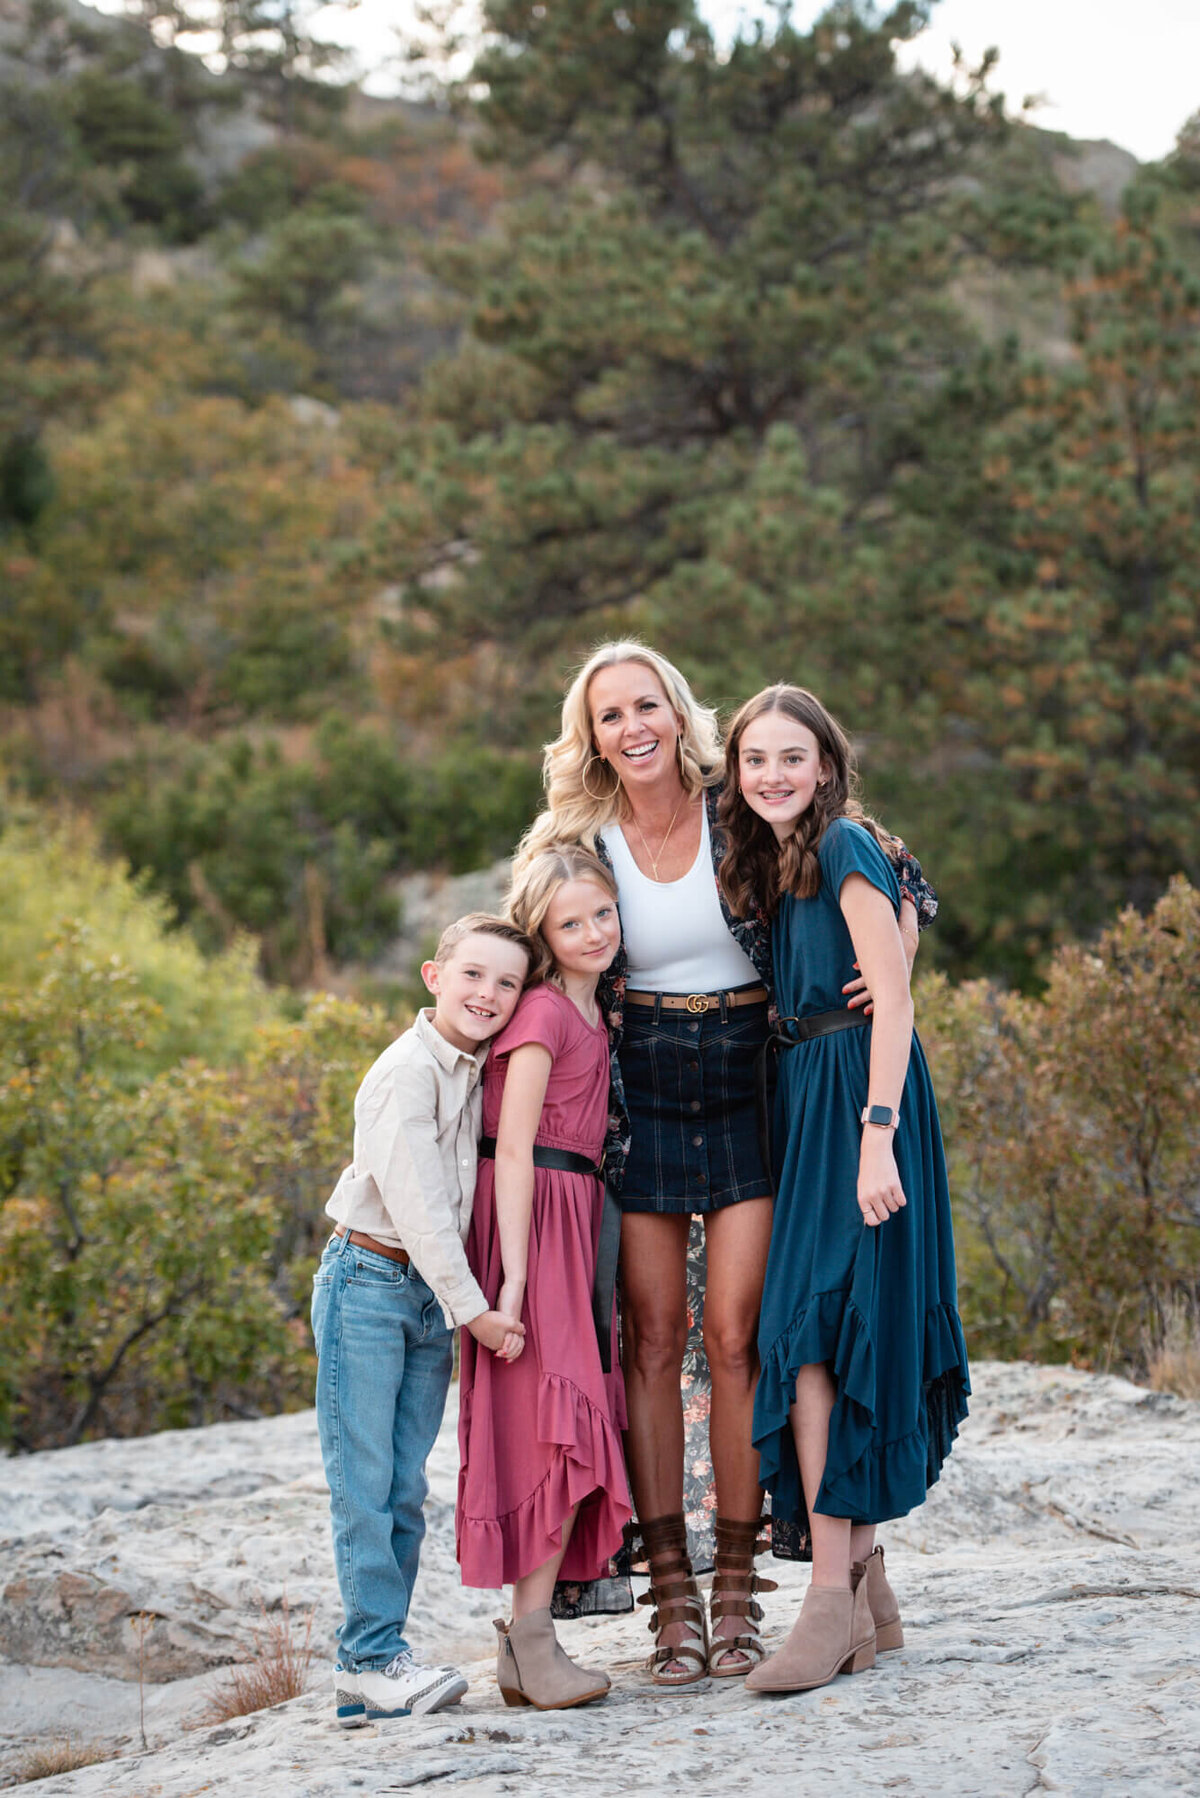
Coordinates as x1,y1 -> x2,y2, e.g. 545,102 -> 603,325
772,1008 -> 873,1045
756,1008 -> 872,1193
477,1137 -> 621,1374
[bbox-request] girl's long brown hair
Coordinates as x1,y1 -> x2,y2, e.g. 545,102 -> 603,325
717,686 -> 895,919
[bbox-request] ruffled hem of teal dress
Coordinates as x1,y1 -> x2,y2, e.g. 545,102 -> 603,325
754,1287 -> 971,1534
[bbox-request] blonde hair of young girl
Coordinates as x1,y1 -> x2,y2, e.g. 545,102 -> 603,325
718,684 -> 897,921
513,640 -> 724,875
506,844 -> 619,987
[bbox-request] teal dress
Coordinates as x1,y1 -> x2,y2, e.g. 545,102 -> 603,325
753,818 -> 970,1533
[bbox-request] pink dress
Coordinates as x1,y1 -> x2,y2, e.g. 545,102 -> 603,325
456,984 -> 631,1587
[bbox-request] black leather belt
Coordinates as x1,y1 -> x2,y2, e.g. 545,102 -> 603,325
773,1009 -> 872,1044
477,1138 -> 621,1373
479,1137 -> 601,1176
757,1009 -> 872,1191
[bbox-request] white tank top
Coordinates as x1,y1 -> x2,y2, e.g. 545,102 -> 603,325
601,804 -> 760,992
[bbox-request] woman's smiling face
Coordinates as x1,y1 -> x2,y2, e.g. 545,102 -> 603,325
587,661 -> 682,793
736,709 -> 827,840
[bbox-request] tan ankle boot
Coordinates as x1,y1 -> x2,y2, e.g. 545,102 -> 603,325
494,1610 -> 610,1710
863,1546 -> 904,1651
745,1563 -> 875,1694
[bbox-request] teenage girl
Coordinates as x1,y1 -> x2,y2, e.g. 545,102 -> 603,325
456,845 -> 632,1709
717,685 -> 971,1695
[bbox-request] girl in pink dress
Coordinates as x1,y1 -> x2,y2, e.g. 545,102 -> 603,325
457,846 -> 632,1710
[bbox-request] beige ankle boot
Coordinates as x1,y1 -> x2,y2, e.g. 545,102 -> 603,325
494,1610 -> 610,1710
863,1546 -> 904,1651
745,1563 -> 875,1694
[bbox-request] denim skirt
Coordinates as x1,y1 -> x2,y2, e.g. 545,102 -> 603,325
617,990 -> 771,1214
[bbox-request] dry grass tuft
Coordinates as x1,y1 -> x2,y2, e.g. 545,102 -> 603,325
198,1595 -> 316,1725
1144,1291 -> 1200,1399
8,1739 -> 115,1784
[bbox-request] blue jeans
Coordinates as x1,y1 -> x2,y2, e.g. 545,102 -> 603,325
312,1231 -> 454,1670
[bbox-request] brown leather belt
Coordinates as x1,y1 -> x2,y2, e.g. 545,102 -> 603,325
335,1224 -> 409,1265
624,985 -> 767,1015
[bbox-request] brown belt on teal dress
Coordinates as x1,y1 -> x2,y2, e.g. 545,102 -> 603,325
757,1008 -> 873,1193
477,1137 -> 621,1375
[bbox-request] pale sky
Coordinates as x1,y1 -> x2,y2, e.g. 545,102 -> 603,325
95,1 -> 1199,164
343,0 -> 1200,164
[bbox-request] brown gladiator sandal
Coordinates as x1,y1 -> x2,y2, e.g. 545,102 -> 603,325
707,1516 -> 778,1677
637,1513 -> 709,1687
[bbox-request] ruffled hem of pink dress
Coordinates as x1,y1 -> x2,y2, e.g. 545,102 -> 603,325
456,1370 -> 632,1588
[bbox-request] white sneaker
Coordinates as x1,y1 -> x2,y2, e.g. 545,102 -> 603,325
333,1662 -> 367,1728
334,1652 -> 468,1725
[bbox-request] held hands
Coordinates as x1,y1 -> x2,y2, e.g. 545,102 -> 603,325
857,1130 -> 907,1227
483,1275 -> 529,1362
467,1307 -> 525,1362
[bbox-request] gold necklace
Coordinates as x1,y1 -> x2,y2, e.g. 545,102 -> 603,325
631,791 -> 689,882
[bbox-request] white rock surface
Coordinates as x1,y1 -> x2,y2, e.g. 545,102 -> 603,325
382,862 -> 512,978
2,1362 -> 1198,1795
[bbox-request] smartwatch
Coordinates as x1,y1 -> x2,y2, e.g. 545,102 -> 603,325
860,1104 -> 899,1129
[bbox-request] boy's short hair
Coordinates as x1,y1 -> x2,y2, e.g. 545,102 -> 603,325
434,911 -> 535,977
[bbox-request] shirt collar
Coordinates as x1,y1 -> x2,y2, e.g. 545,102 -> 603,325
413,1006 -> 488,1076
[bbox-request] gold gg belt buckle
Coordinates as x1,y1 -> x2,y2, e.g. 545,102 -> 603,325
685,993 -> 712,1015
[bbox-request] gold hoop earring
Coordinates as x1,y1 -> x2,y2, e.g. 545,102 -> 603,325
582,754 -> 615,804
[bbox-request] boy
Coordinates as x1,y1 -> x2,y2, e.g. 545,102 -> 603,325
313,913 -> 533,1724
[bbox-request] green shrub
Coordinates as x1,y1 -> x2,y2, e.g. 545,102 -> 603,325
99,720 -> 539,980
0,923 -> 394,1449
0,806 -> 268,1071
64,69 -> 205,238
406,739 -> 542,876
100,727 -> 403,980
921,876 -> 1200,1371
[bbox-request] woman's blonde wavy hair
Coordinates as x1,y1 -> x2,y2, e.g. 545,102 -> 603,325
506,843 -> 619,986
513,640 -> 724,874
718,685 -> 896,919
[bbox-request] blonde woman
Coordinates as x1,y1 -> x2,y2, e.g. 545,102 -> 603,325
515,643 -> 937,1685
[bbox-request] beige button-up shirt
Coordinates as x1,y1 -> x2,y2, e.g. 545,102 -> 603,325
325,1008 -> 489,1329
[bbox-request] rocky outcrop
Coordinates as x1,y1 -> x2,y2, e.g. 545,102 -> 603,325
1,1363 -> 1199,1795
381,860 -> 513,978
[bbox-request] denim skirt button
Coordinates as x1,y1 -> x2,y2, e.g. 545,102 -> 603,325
617,992 -> 769,1215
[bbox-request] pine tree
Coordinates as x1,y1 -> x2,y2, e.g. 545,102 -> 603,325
379,3 -> 1080,730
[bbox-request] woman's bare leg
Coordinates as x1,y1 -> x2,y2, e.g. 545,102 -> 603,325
702,1196 -> 772,1517
790,1363 -> 852,1588
620,1210 -> 691,1670
701,1195 -> 773,1665
619,1211 -> 691,1516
